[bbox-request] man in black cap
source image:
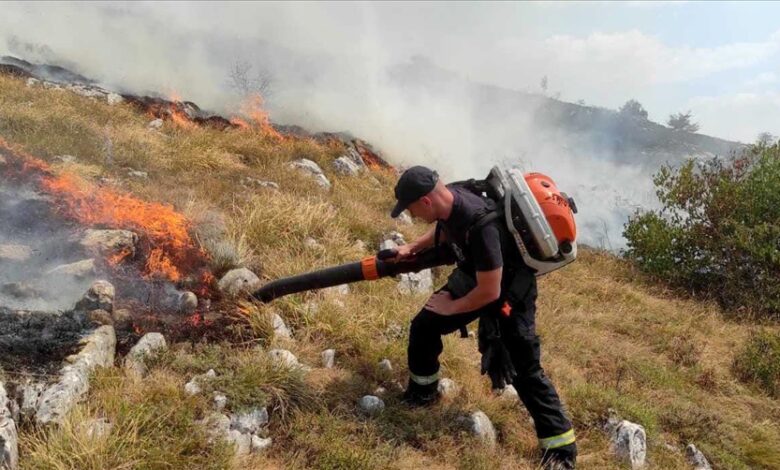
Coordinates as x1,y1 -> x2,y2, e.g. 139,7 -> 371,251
390,165 -> 577,469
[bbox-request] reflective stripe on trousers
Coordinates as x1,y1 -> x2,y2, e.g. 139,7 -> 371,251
539,428 -> 576,449
410,371 -> 440,386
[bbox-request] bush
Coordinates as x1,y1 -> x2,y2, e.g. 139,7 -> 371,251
733,330 -> 780,397
623,142 -> 780,317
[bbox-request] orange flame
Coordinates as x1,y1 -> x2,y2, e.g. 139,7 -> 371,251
0,138 -> 210,284
231,94 -> 284,140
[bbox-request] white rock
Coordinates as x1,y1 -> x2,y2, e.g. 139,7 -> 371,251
321,349 -> 336,369
373,386 -> 387,396
459,411 -> 496,448
178,291 -> 198,314
213,393 -> 227,411
74,280 -> 115,312
496,384 -> 519,401
398,270 -> 434,295
184,379 -> 202,396
0,382 -> 18,470
343,146 -> 367,170
205,369 -> 217,378
46,259 -> 96,278
36,326 -> 116,424
18,382 -> 45,420
270,312 -> 292,339
199,412 -> 230,441
606,412 -> 646,469
124,332 -> 167,377
26,77 -> 40,87
80,229 -> 138,258
685,444 -> 712,470
303,237 -> 321,250
358,395 -> 385,416
230,408 -> 269,435
379,231 -> 406,251
218,268 -> 261,297
0,244 -> 32,262
332,156 -> 361,176
127,169 -> 148,179
268,349 -> 299,368
106,93 -> 123,105
289,158 -> 331,189
396,211 -> 413,225
147,118 -> 164,130
437,378 -> 458,398
227,429 -> 251,456
251,435 -> 272,452
54,154 -> 77,163
85,417 -> 112,439
241,177 -> 280,190
324,284 -> 350,296
378,359 -> 393,373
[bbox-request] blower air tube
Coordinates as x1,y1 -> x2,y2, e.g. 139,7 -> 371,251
251,246 -> 455,303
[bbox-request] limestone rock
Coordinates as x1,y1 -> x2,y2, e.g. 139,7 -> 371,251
124,332 -> 167,377
85,417 -> 112,439
289,158 -> 331,189
241,177 -> 279,190
358,395 -> 385,416
303,237 -> 323,250
398,270 -> 434,295
227,429 -> 251,456
270,312 -> 292,339
378,359 -> 393,373
18,381 -> 44,420
321,349 -> 335,369
106,93 -> 123,105
324,284 -> 350,296
396,211 -> 413,225
437,378 -> 458,398
332,156 -> 361,176
251,435 -> 272,452
0,382 -> 18,470
127,169 -> 148,179
184,369 -> 216,396
606,410 -> 646,469
46,259 -> 96,278
0,244 -> 31,262
379,231 -> 406,251
213,393 -> 228,411
87,309 -> 113,326
459,410 -> 496,448
36,326 -> 116,424
685,444 -> 712,470
230,408 -> 269,435
148,118 -> 164,130
268,349 -> 299,368
80,229 -> 138,258
218,268 -> 261,297
178,291 -> 198,314
75,280 -> 115,312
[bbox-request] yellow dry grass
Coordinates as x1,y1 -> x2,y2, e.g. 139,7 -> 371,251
1,73 -> 779,469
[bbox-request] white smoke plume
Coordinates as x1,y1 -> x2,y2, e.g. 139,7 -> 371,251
0,2 -> 676,249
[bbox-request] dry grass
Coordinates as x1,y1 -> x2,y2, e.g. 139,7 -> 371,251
3,73 -> 780,469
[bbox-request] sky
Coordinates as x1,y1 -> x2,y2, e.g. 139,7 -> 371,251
1,1 -> 778,249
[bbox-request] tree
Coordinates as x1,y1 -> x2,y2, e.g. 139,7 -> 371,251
540,75 -> 548,94
757,131 -> 778,146
667,111 -> 700,133
228,59 -> 273,98
619,99 -> 648,120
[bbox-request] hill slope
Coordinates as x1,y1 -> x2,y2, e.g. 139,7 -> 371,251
0,73 -> 778,469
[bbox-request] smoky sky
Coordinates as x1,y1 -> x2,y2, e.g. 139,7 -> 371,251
0,2 -> 701,249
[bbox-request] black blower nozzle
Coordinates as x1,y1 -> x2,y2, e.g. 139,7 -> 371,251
251,246 -> 455,303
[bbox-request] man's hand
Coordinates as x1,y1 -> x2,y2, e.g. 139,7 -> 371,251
425,291 -> 457,315
388,243 -> 415,262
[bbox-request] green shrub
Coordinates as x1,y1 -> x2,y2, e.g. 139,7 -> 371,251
623,143 -> 780,317
733,330 -> 780,397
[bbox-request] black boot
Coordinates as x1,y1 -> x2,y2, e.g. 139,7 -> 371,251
541,444 -> 576,470
401,379 -> 440,407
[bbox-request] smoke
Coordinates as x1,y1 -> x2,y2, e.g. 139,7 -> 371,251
0,183 -> 99,311
0,2 -> 668,249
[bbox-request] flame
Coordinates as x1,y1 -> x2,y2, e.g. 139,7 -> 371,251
0,138 -> 211,285
231,94 -> 284,140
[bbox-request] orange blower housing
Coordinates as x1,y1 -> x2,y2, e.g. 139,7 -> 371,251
524,172 -> 577,246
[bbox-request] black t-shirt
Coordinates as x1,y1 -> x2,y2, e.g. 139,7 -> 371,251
439,185 -> 505,277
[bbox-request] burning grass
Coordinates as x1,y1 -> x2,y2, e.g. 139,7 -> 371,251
2,72 -> 780,469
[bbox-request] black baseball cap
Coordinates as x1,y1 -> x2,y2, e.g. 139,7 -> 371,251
390,166 -> 439,218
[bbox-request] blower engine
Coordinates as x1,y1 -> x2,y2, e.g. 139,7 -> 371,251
482,166 -> 578,276
251,166 -> 578,303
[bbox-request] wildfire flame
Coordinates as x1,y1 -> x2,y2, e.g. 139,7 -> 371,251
230,94 -> 284,140
0,137 -> 211,285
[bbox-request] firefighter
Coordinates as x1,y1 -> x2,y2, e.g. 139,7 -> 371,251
389,165 -> 577,469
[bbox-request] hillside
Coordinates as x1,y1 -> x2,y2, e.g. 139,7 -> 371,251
0,71 -> 778,470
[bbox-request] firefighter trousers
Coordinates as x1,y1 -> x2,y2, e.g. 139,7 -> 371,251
406,285 -> 576,453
